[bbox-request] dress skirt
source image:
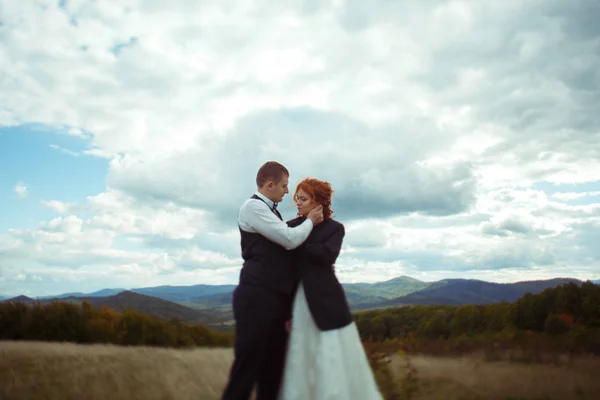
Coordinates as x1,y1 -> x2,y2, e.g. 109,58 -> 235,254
278,283 -> 384,400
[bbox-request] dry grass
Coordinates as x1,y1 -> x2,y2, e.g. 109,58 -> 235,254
391,353 -> 600,400
2,341 -> 600,400
0,341 -> 235,400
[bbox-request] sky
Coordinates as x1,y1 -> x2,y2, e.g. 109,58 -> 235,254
1,0 -> 600,297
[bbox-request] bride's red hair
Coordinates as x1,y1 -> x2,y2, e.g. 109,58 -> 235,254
294,178 -> 334,220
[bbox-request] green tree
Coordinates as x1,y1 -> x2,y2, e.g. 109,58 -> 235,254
544,313 -> 569,335
556,282 -> 582,318
419,309 -> 451,339
449,304 -> 484,336
580,281 -> 600,328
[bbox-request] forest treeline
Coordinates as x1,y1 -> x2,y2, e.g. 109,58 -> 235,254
0,300 -> 233,348
1,281 -> 599,353
354,280 -> 600,354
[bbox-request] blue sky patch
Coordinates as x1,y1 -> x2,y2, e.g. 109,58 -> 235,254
0,124 -> 108,231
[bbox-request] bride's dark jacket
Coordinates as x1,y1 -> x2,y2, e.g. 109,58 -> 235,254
287,216 -> 353,331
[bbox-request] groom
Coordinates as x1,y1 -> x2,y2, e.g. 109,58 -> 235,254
221,161 -> 324,400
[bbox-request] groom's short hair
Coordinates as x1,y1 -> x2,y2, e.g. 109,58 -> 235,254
256,161 -> 289,187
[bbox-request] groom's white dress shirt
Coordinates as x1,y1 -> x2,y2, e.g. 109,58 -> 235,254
238,191 -> 313,250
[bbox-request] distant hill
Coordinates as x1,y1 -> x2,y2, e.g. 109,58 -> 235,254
81,288 -> 127,298
342,276 -> 432,305
354,277 -> 584,310
184,292 -> 233,309
4,295 -> 35,304
4,291 -> 228,326
132,284 -> 237,302
40,284 -> 237,303
37,288 -> 127,299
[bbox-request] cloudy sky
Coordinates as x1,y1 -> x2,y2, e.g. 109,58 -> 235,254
1,0 -> 599,297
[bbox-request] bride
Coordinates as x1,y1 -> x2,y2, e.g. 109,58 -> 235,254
278,178 -> 383,400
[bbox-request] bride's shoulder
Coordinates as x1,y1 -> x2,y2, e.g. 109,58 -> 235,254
326,218 -> 344,230
286,216 -> 306,227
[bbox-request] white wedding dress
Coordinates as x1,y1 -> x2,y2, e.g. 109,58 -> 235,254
278,283 -> 384,400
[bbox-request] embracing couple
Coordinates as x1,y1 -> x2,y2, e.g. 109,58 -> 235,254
222,161 -> 382,400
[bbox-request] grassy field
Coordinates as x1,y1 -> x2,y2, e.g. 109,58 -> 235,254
394,353 -> 600,400
1,341 -> 600,400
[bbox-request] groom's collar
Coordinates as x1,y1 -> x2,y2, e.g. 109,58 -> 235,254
254,191 -> 276,209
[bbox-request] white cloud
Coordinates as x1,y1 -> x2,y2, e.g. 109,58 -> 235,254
551,191 -> 600,201
49,144 -> 81,157
1,0 -> 600,296
40,200 -> 83,214
14,182 -> 28,199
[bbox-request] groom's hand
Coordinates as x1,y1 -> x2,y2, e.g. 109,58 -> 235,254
307,205 -> 324,225
285,320 -> 291,332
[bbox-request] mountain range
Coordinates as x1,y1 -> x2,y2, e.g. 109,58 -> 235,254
3,291 -> 229,327
3,276 -> 596,327
350,277 -> 584,310
32,284 -> 238,302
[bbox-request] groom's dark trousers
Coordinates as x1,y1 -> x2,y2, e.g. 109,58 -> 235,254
222,285 -> 291,400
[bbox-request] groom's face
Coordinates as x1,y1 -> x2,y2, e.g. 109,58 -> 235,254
268,175 -> 289,203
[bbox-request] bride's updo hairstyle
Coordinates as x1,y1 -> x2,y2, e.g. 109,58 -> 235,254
294,178 -> 334,220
